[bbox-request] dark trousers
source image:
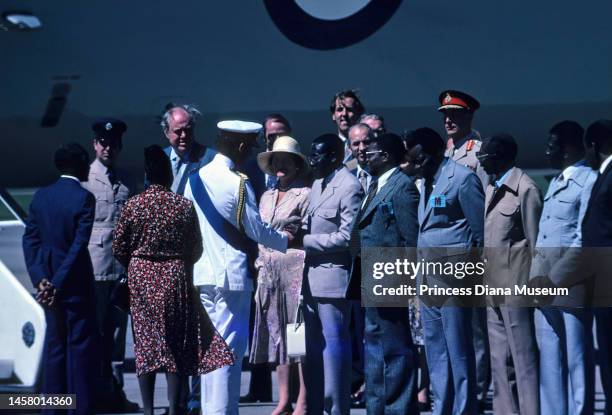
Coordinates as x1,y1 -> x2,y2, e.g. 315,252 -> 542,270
596,307 -> 612,414
94,281 -> 128,395
364,306 -> 418,415
42,301 -> 99,415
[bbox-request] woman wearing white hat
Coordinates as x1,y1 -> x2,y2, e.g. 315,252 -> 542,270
249,136 -> 310,415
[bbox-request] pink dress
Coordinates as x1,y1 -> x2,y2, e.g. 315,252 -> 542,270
249,185 -> 310,365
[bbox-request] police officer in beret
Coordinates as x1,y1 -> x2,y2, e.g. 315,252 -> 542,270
438,90 -> 491,412
82,118 -> 138,412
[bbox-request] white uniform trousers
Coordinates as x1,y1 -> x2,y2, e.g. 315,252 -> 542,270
199,286 -> 251,415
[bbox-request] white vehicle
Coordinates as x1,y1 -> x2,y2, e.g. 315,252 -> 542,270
0,189 -> 45,391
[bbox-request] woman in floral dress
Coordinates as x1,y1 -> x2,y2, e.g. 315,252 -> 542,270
113,145 -> 233,415
249,136 -> 310,415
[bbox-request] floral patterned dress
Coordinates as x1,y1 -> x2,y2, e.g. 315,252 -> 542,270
112,184 -> 234,376
249,185 -> 310,365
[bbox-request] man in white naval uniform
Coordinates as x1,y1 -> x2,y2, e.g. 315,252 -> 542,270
184,120 -> 295,415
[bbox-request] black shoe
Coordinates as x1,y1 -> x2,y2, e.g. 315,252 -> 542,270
97,393 -> 139,413
350,391 -> 366,409
239,393 -> 272,403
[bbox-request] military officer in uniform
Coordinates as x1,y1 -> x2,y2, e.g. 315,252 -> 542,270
82,118 -> 138,412
439,90 -> 488,185
184,120 -> 296,415
438,90 -> 491,412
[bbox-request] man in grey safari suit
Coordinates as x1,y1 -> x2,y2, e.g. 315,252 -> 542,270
81,118 -> 138,412
297,133 -> 363,415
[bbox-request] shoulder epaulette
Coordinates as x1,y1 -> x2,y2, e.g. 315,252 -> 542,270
236,173 -> 247,234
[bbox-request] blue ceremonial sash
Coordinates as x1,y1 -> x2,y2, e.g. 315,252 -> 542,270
188,172 -> 249,252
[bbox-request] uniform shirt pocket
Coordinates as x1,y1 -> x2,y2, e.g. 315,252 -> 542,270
552,197 -> 578,220
317,208 -> 338,220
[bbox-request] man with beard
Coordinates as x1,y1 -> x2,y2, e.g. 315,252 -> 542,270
82,118 -> 139,413
330,90 -> 365,164
295,133 -> 363,414
581,119 -> 612,414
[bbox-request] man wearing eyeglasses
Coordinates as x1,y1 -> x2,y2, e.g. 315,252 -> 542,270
160,104 -> 216,195
479,134 -> 542,415
82,118 -> 139,413
348,132 -> 420,414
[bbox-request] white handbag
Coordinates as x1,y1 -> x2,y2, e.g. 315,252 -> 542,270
286,296 -> 306,358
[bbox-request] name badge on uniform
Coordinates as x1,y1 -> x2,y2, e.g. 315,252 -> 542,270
429,194 -> 446,208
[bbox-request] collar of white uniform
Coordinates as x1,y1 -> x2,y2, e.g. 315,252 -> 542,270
212,152 -> 236,171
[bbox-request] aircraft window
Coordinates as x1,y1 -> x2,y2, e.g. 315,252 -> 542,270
0,188 -> 30,223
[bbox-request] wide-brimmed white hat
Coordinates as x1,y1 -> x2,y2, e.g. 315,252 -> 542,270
257,136 -> 309,177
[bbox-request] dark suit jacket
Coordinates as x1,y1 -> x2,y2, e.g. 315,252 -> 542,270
22,177 -> 96,302
347,169 -> 420,298
582,161 -> 612,247
163,141 -> 216,195
582,161 -> 612,305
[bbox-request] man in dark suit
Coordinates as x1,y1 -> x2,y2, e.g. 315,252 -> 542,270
405,127 -> 485,415
582,119 -> 612,414
23,143 -> 99,415
348,132 -> 420,414
160,103 -> 216,195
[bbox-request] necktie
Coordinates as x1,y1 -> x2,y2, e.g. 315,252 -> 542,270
358,170 -> 368,191
361,180 -> 379,214
349,180 -> 378,257
107,168 -> 116,185
174,157 -> 183,174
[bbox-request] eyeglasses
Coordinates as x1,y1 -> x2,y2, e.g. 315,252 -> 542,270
365,150 -> 384,157
476,152 -> 497,161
